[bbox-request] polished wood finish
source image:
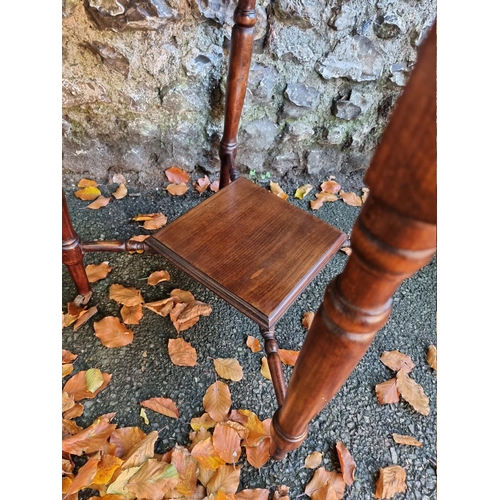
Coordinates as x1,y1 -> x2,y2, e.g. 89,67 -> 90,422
270,22 -> 437,459
147,177 -> 347,330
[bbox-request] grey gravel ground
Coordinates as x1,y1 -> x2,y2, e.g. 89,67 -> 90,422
62,176 -> 437,500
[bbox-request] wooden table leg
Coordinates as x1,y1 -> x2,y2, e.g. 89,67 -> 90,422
270,22 -> 437,459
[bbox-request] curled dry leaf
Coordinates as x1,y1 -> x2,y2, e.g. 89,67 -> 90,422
380,350 -> 415,374
273,485 -> 290,499
112,184 -> 127,199
62,363 -> 74,378
214,358 -> 244,381
302,311 -> 314,329
304,467 -> 345,499
361,187 -> 370,203
109,283 -> 144,307
120,430 -> 159,469
375,377 -> 400,405
94,316 -> 134,348
270,181 -> 288,200
339,190 -> 362,207
278,349 -> 299,366
167,182 -> 189,196
315,192 -> 338,202
132,212 -> 167,230
63,370 -> 112,401
86,195 -> 111,210
207,464 -> 241,495
260,357 -> 271,380
171,300 -> 212,333
396,370 -> 430,416
427,345 -> 437,370
392,433 -> 423,447
210,179 -> 220,192
147,270 -> 171,285
120,304 -> 143,325
109,426 -> 147,458
336,441 -> 356,486
341,247 -> 352,256
140,397 -> 180,419
305,451 -> 323,469
78,178 -> 98,188
168,338 -> 198,367
310,198 -> 324,210
295,184 -> 313,199
203,381 -> 232,422
170,288 -> 195,302
62,349 -> 78,364
75,186 -> 101,201
63,454 -> 100,497
320,180 -> 341,194
246,335 -> 261,352
196,175 -> 211,194
144,297 -> 176,317
85,262 -> 112,283
375,465 -> 407,499
235,488 -> 270,500
140,407 -> 149,425
73,306 -> 98,332
165,166 -> 190,184
190,413 -> 217,431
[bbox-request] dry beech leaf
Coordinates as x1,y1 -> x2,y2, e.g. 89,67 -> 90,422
109,284 -> 144,307
140,407 -> 149,425
85,368 -> 104,393
273,485 -> 290,499
62,364 -> 74,378
147,270 -> 171,285
170,444 -> 199,497
320,180 -> 341,194
375,377 -> 400,405
315,192 -> 338,202
170,288 -> 195,302
130,234 -> 149,242
92,454 -> 124,486
392,433 -> 423,447
210,180 -> 220,192
132,213 -> 167,230
107,465 -> 142,497
214,358 -> 244,382
120,430 -> 159,469
168,338 -> 197,367
375,465 -> 407,499
195,175 -> 211,194
260,357 -> 271,380
62,392 -> 75,413
191,437 -> 226,470
203,381 -> 232,422
86,262 -> 112,283
361,187 -> 370,203
167,182 -> 189,196
339,190 -> 362,207
113,184 -> 127,199
63,454 -> 100,497
62,349 -> 78,364
270,181 -> 288,200
120,304 -> 143,325
278,349 -> 299,367
165,166 -> 190,184
207,464 -> 241,495
305,451 -> 323,469
64,403 -> 84,420
87,195 -> 111,210
78,178 -> 98,188
310,198 -> 324,211
380,350 -> 415,373
295,184 -> 313,199
246,336 -> 261,353
109,427 -> 147,458
302,311 -> 314,329
341,247 -> 352,256
63,370 -> 112,401
245,436 -> 271,469
171,300 -> 212,333
144,297 -> 176,317
396,370 -> 430,416
235,489 -> 270,500
336,441 -> 356,486
190,413 -> 217,431
73,306 -> 98,331
75,186 -> 101,201
213,423 -> 242,463
140,397 -> 180,419
230,409 -> 267,447
127,459 -> 179,500
94,316 -> 134,348
427,345 -> 437,370
304,467 -> 345,499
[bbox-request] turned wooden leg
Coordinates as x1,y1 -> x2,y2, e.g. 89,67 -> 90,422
270,22 -> 437,459
260,327 -> 286,407
62,189 -> 92,303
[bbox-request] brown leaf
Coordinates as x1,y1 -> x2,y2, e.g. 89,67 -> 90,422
144,297 -> 176,317
140,397 -> 180,419
210,180 -> 220,192
170,445 -> 199,497
109,284 -> 144,307
270,181 -> 288,200
260,357 -> 271,380
427,345 -> 437,370
62,349 -> 78,364
113,184 -> 128,199
235,489 -> 270,500
167,182 -> 189,196
170,288 -> 195,302
315,192 -> 338,202
106,466 -> 142,497
336,441 -> 356,486
73,306 -> 98,332
320,180 -> 341,194
62,363 -> 74,378
294,184 -> 313,199
75,186 -> 101,201
62,392 -> 75,413
229,410 -> 267,447
339,190 -> 362,207
78,178 -> 98,188
64,403 -> 84,420
375,465 -> 407,499
375,378 -> 400,405
109,427 -> 147,458
195,175 -> 211,194
305,451 -> 323,469
213,423 -> 242,463
126,459 -> 179,500
168,338 -> 198,366
246,336 -> 261,353
94,316 -> 134,348
206,465 -> 241,495
304,467 -> 345,499
191,437 -> 226,470
64,454 -> 100,497
87,195 -> 111,209
165,166 -> 190,184
203,381 -> 232,422
340,247 -> 352,256
278,349 -> 299,367
392,433 -> 423,447
92,454 -> 124,486
302,311 -> 314,329
171,300 -> 212,332
214,358 -> 244,381
380,350 -> 415,373
361,187 -> 370,203
147,270 -> 171,285
396,370 -> 430,416
273,485 -> 290,499
130,234 -> 149,242
310,198 -> 324,210
190,413 -> 217,431
86,262 -> 112,283
63,371 -> 112,401
245,436 -> 271,469
120,304 -> 143,325
120,430 -> 159,469
132,213 -> 168,230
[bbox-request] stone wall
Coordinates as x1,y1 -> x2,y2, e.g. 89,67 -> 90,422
62,0 -> 436,191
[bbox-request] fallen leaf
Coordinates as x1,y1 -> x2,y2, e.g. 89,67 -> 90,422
168,338 -> 197,366
130,235 -> 149,242
270,181 -> 288,200
120,430 -> 159,469
132,213 -> 168,230
294,184 -> 313,199
94,316 -> 134,348
427,345 -> 437,370
320,180 -> 341,194
167,182 -> 189,196
235,489 -> 270,500
106,465 -> 142,497
140,407 -> 149,425
75,186 -> 101,201
126,459 -> 179,500
213,423 -> 242,463
190,413 -> 217,431
245,436 -> 271,469
87,195 -> 111,209
120,304 -> 143,325
392,433 -> 423,447
375,465 -> 407,499
85,368 -> 104,393
214,358 -> 244,381
304,467 -> 345,499
165,166 -> 190,184
340,247 -> 352,256
147,270 -> 171,285
78,178 -> 99,188
171,300 -> 212,332
170,445 -> 199,497
278,349 -> 299,367
140,397 -> 180,419
375,378 -> 400,405
361,187 -> 370,203
170,288 -> 195,303
336,441 -> 356,486
230,410 -> 267,447
380,350 -> 415,374
109,284 -> 144,307
396,370 -> 430,416
310,198 -> 324,210
112,173 -> 127,185
339,190 -> 362,207
63,370 -> 112,401
246,336 -> 261,353
206,464 -> 241,495
62,364 -> 74,378
113,184 -> 128,199
305,451 -> 323,469
302,311 -> 314,329
63,454 -> 100,497
86,262 -> 112,283
210,180 -> 220,192
62,350 -> 78,364
260,357 -> 271,380
62,392 -> 75,413
195,175 -> 211,194
191,437 -> 226,470
64,403 -> 84,420
203,381 -> 232,422
273,485 -> 290,499
92,454 -> 124,486
73,306 -> 98,331
144,297 -> 176,317
109,427 -> 147,458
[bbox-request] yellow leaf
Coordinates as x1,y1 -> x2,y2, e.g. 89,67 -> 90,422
191,437 -> 226,470
147,270 -> 171,285
214,358 -> 243,381
75,186 -> 101,201
260,357 -> 271,380
294,184 -> 313,199
375,465 -> 407,499
190,413 -> 216,431
140,407 -> 149,425
392,433 -> 423,447
113,184 -> 128,199
85,368 -> 104,393
203,381 -> 232,422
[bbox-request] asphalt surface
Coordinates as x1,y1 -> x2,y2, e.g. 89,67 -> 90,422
62,176 -> 437,499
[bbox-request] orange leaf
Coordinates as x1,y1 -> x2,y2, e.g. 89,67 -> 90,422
113,184 -> 128,199
246,336 -> 261,353
278,349 -> 299,366
380,350 -> 415,373
310,198 -> 324,210
191,437 -> 226,470
75,186 -> 101,201
320,180 -> 341,194
92,454 -> 124,486
109,284 -> 144,306
195,175 -> 211,194
260,357 -> 271,380
396,370 -> 430,416
315,192 -> 338,202
375,377 -> 400,405
62,392 -> 75,413
94,316 -> 134,348
168,338 -> 198,366
203,381 -> 232,422
166,182 -> 189,196
130,234 -> 149,242
63,371 -> 112,401
341,247 -> 352,256
427,345 -> 437,370
392,433 -> 423,447
73,306 -> 98,331
170,300 -> 212,332
170,288 -> 195,302
170,446 -> 199,497
126,459 -> 179,500
120,430 -> 159,469
304,467 -> 345,499
147,270 -> 171,285
120,304 -> 143,325
140,397 -> 180,419
109,427 -> 147,458
63,455 -> 100,497
339,190 -> 362,206
190,413 -> 217,432
302,311 -> 314,329
214,358 -> 243,381
245,436 -> 271,469
270,181 -> 287,199
305,451 -> 323,469
132,213 -> 167,230
229,410 -> 267,447
206,465 -> 241,495
62,349 -> 78,364
64,403 -> 84,420
87,195 -> 111,209
78,178 -> 99,188
86,262 -> 112,283
62,364 -> 74,378
213,423 -> 242,463
165,166 -> 190,184
144,297 -> 176,317
235,489 -> 270,500
210,180 -> 220,192
336,441 -> 356,486
374,465 -> 407,499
